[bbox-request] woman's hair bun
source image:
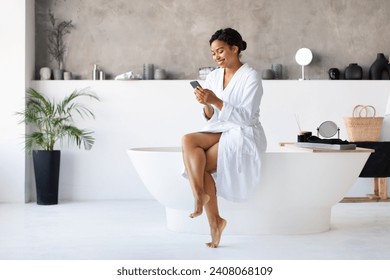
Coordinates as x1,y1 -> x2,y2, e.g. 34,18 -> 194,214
209,28 -> 247,54
241,41 -> 247,51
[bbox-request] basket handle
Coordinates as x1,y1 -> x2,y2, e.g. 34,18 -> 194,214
352,105 -> 377,118
352,105 -> 365,117
364,105 -> 376,117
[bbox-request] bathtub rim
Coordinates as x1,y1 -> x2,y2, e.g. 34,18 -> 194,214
127,146 -> 374,154
128,147 -> 182,153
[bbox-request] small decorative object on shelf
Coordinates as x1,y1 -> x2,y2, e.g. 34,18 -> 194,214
39,67 -> 51,80
47,11 -> 74,80
99,70 -> 105,80
143,64 -> 154,80
154,68 -> 166,80
271,63 -> 283,79
92,64 -> 99,80
344,63 -> 363,80
328,68 -> 340,80
369,53 -> 390,80
261,69 -> 275,80
63,71 -> 72,80
198,67 -> 216,80
114,71 -> 142,80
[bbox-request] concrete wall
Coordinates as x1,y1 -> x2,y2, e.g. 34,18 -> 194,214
35,0 -> 390,80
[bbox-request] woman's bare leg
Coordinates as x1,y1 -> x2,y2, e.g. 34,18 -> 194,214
182,132 -> 221,218
203,143 -> 227,248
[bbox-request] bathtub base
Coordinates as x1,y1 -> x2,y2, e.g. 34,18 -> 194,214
128,147 -> 372,235
166,206 -> 331,235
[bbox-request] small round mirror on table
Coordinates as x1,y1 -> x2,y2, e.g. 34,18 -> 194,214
317,121 -> 340,138
295,48 -> 313,80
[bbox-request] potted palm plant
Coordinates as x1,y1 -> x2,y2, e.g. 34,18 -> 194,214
47,11 -> 74,80
17,87 -> 99,205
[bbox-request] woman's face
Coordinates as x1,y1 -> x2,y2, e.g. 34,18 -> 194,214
210,40 -> 239,68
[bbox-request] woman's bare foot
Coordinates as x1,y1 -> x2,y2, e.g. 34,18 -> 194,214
189,194 -> 210,218
206,218 -> 227,248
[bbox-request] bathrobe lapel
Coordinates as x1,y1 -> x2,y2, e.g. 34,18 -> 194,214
219,63 -> 248,96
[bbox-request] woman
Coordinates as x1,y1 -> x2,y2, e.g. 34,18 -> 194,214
182,28 -> 267,248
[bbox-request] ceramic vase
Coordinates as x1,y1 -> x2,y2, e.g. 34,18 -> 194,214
63,71 -> 72,80
271,64 -> 283,79
154,68 -> 166,80
369,53 -> 390,80
53,69 -> 63,80
344,63 -> 363,80
261,69 -> 275,80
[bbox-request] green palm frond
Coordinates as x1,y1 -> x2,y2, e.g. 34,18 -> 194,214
58,88 -> 99,120
17,87 -> 99,153
60,125 -> 96,150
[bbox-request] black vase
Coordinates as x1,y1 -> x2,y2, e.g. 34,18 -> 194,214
344,63 -> 363,80
33,150 -> 61,205
369,53 -> 390,80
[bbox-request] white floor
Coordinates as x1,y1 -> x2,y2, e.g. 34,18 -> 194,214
1,200 -> 390,260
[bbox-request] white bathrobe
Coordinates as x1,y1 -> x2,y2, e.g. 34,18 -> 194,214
200,63 -> 267,202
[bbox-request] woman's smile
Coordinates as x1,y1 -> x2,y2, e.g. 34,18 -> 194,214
216,59 -> 225,65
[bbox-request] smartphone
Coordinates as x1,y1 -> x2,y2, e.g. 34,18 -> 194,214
190,80 -> 202,89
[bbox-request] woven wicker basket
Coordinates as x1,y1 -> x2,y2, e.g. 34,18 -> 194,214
344,105 -> 383,141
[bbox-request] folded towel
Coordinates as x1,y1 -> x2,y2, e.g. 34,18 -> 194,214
307,136 -> 350,145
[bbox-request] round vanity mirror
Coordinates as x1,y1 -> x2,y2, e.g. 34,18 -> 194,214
317,121 -> 339,138
295,48 -> 313,80
295,48 -> 313,66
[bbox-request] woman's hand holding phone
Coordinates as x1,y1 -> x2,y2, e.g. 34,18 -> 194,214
190,81 -> 202,89
189,81 -> 223,112
190,81 -> 213,104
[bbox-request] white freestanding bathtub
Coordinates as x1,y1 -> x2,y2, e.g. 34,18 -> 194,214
127,146 -> 371,234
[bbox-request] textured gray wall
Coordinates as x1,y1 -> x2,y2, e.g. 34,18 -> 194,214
35,0 -> 390,80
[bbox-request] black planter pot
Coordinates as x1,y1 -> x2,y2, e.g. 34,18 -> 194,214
32,150 -> 61,205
